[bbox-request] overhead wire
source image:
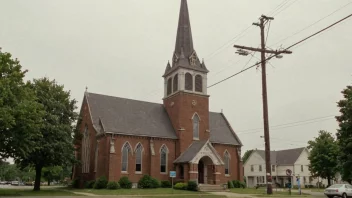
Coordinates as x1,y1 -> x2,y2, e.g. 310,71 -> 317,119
207,13 -> 352,89
272,0 -> 300,17
271,1 -> 352,47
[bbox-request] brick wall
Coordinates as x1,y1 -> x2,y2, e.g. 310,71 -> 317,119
163,91 -> 210,157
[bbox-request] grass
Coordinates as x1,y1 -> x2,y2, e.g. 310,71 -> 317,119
74,188 -> 207,195
0,188 -> 80,196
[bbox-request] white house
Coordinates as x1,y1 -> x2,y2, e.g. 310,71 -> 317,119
243,147 -> 331,188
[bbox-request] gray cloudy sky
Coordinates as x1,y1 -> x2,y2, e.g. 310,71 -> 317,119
1,0 -> 351,155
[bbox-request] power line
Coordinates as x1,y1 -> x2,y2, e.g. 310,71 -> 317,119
272,0 -> 300,17
237,115 -> 335,133
237,117 -> 334,135
207,13 -> 352,89
271,1 -> 352,47
267,0 -> 292,16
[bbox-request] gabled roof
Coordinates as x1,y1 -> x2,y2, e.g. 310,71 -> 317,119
84,92 -> 242,145
174,141 -> 207,163
255,147 -> 306,165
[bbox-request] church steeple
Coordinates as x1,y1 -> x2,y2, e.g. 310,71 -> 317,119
175,0 -> 194,59
163,0 -> 208,77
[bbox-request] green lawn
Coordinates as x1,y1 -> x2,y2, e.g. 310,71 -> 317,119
74,188 -> 207,195
230,188 -> 310,197
0,188 -> 80,196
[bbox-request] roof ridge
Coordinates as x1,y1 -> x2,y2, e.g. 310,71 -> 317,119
87,92 -> 162,106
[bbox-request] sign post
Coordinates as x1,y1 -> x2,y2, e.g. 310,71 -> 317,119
170,171 -> 176,194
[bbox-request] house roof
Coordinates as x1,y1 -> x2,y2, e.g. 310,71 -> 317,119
174,140 -> 207,163
255,147 -> 306,165
85,92 -> 242,145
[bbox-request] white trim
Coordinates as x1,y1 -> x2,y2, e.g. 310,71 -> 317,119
135,143 -> 143,173
121,142 -> 132,172
160,145 -> 168,173
190,140 -> 224,165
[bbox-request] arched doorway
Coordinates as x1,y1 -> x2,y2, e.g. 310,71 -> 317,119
198,156 -> 214,184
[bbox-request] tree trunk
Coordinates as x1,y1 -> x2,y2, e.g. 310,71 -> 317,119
33,165 -> 42,191
327,176 -> 331,187
48,180 -> 51,186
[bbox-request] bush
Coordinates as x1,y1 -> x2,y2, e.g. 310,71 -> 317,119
232,180 -> 241,188
161,180 -> 171,188
239,181 -> 246,188
107,181 -> 120,190
119,176 -> 132,189
174,182 -> 188,190
187,181 -> 198,191
228,181 -> 234,188
138,175 -> 160,189
71,178 -> 80,189
85,180 -> 95,189
93,176 -> 108,189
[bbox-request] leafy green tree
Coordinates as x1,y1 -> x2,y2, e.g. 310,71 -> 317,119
242,150 -> 253,163
42,166 -> 63,186
0,50 -> 44,160
336,85 -> 352,184
17,78 -> 77,191
307,130 -> 339,186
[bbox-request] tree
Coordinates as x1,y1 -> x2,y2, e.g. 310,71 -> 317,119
242,150 -> 253,163
17,78 -> 77,191
42,166 -> 63,186
336,85 -> 352,184
0,49 -> 44,160
307,130 -> 339,186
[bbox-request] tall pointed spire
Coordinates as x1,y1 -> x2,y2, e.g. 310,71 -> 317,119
175,0 -> 194,58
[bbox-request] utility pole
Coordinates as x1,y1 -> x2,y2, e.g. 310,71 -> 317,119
234,15 -> 292,194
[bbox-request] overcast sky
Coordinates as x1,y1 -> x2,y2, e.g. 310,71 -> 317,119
1,0 -> 351,157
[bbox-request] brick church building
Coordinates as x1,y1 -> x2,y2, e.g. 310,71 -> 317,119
73,0 -> 243,186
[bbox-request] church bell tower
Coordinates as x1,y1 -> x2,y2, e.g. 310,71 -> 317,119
163,0 -> 210,157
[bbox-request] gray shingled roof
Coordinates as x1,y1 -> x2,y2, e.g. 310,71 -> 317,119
85,92 -> 242,145
256,147 -> 305,165
174,141 -> 207,163
86,92 -> 177,139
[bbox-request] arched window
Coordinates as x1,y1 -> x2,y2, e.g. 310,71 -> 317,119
122,142 -> 131,172
94,141 -> 99,172
224,151 -> 230,175
185,73 -> 193,91
82,125 -> 89,173
195,75 -> 202,92
193,114 -> 200,139
135,143 -> 143,172
160,145 -> 168,173
167,78 -> 172,95
173,74 -> 178,92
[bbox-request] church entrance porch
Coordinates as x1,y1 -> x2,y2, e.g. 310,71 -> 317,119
198,156 -> 214,184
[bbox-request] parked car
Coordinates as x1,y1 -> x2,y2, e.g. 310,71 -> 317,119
324,184 -> 352,198
11,181 -> 19,186
0,181 -> 6,185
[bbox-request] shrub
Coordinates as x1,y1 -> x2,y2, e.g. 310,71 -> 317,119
93,176 -> 108,189
71,178 -> 80,189
85,180 -> 95,189
174,182 -> 187,190
232,180 -> 241,188
161,180 -> 172,188
138,175 -> 160,189
107,181 -> 120,190
228,180 -> 234,188
187,181 -> 198,191
119,176 -> 132,189
239,181 -> 246,188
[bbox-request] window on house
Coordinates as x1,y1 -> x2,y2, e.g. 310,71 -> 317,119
160,145 -> 168,173
179,165 -> 184,179
272,165 -> 275,172
251,165 -> 254,172
301,165 -> 304,172
195,75 -> 202,92
303,176 -> 306,183
94,142 -> 99,172
259,165 -> 262,172
173,74 -> 178,93
82,125 -> 89,173
224,151 -> 230,175
135,143 -> 143,172
122,142 -> 131,172
193,114 -> 200,139
185,73 -> 193,91
167,78 -> 172,95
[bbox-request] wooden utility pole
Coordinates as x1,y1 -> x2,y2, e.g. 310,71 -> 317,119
234,15 -> 292,194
